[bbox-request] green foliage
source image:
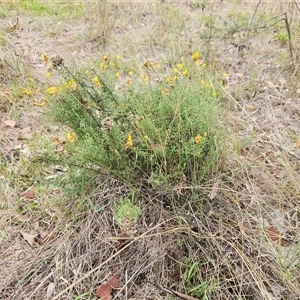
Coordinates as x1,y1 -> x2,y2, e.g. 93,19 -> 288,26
277,31 -> 288,44
1,0 -> 84,20
113,193 -> 141,226
48,53 -> 224,187
182,257 -> 218,298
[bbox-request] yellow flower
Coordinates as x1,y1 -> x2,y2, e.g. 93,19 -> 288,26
125,134 -> 133,149
32,97 -> 48,107
177,63 -> 184,70
102,53 -> 109,62
46,72 -> 51,77
203,132 -> 207,137
200,80 -> 205,86
46,86 -> 58,95
110,62 -> 115,67
128,71 -> 134,76
115,55 -> 121,60
174,75 -> 179,81
166,75 -> 173,84
223,73 -> 228,77
115,72 -> 120,78
173,68 -> 179,73
156,63 -> 161,69
92,76 -> 101,87
195,134 -> 202,144
65,78 -> 77,91
202,63 -> 206,68
23,88 -> 34,96
29,77 -> 34,83
67,132 -> 76,143
141,74 -> 148,83
205,83 -> 210,89
42,53 -> 49,63
66,132 -> 76,143
100,62 -> 107,71
212,91 -> 217,96
161,88 -> 169,95
191,51 -> 200,61
182,69 -> 188,76
144,135 -> 149,139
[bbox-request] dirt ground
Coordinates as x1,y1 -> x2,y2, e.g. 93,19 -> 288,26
1,1 -> 300,300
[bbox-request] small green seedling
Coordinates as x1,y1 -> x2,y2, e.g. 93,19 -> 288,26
113,192 -> 141,227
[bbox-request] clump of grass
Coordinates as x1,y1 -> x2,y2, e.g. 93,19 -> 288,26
46,52 -> 224,189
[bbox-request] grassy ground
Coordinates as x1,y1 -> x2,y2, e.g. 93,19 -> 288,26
1,1 -> 300,300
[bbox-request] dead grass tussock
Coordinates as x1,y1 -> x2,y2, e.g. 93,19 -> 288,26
2,177 -> 300,299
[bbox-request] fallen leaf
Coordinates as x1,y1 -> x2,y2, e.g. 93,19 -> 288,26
40,230 -> 56,245
95,276 -> 119,299
209,181 -> 219,200
20,231 -> 38,247
267,226 -> 288,246
4,120 -> 16,127
20,191 -> 36,199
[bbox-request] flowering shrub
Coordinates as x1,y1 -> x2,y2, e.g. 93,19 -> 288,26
48,52 -> 224,187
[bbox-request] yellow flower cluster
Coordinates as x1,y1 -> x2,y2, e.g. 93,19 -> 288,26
191,51 -> 200,61
65,78 -> 77,91
195,132 -> 207,144
32,97 -> 48,107
100,62 -> 107,71
195,134 -> 202,143
66,132 -> 76,143
125,134 -> 133,149
46,86 -> 58,95
141,74 -> 148,83
23,88 -> 34,96
161,88 -> 169,95
103,53 -> 109,62
92,76 -> 101,87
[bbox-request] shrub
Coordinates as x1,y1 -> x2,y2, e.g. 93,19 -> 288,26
47,53 -> 223,187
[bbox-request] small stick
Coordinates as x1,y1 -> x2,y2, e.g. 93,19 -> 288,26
154,283 -> 200,300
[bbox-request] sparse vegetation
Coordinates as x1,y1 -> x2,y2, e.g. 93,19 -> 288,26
1,1 -> 300,300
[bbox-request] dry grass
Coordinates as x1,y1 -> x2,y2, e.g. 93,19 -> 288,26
1,1 -> 300,300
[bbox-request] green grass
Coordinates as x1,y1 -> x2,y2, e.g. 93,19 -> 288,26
0,0 -> 84,20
